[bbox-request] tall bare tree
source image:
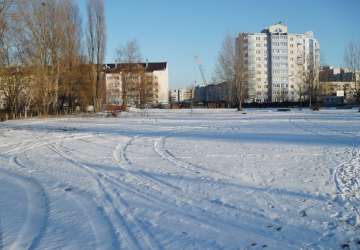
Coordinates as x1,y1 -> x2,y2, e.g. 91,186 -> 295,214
58,0 -> 83,113
214,31 -> 236,107
116,38 -> 142,111
18,0 -> 66,115
235,32 -> 250,111
0,0 -> 23,117
86,0 -> 106,112
299,46 -> 323,110
214,31 -> 249,110
343,38 -> 360,110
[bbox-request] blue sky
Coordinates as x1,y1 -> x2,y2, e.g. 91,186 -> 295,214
77,0 -> 360,90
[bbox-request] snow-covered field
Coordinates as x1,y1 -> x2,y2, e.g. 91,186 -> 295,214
0,108 -> 359,250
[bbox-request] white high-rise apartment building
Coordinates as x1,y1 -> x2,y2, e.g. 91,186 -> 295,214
236,23 -> 320,103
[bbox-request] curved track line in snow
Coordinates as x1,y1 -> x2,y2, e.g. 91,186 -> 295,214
48,141 -> 161,250
109,126 -> 321,247
0,169 -> 46,250
45,143 -> 125,249
153,126 -> 241,182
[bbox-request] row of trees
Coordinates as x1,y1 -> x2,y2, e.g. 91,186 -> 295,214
212,30 -> 359,110
0,0 -> 107,118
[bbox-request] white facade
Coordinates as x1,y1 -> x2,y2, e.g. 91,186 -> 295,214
236,23 -> 320,103
153,64 -> 169,102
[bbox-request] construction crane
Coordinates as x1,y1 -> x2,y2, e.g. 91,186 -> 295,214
186,53 -> 208,85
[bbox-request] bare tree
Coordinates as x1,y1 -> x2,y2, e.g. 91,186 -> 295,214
58,0 -> 83,113
0,0 -> 23,117
214,31 -> 236,107
139,73 -> 157,107
86,0 -> 106,112
235,32 -> 250,111
299,46 -> 322,110
18,0 -> 66,115
343,38 -> 360,110
116,38 -> 142,111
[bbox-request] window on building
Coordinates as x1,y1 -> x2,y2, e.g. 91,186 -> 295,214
256,50 -> 261,54
256,57 -> 261,61
290,37 -> 294,41
256,43 -> 261,47
290,44 -> 294,48
256,37 -> 260,41
256,71 -> 261,75
256,64 -> 261,68
256,78 -> 261,81
257,85 -> 261,88
290,51 -> 294,54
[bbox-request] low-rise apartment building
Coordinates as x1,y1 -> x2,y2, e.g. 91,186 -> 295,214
103,61 -> 169,106
170,88 -> 194,102
319,66 -> 359,105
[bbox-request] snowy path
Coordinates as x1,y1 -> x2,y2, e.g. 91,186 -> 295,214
0,109 -> 359,249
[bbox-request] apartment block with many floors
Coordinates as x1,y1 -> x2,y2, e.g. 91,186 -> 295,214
236,22 -> 320,103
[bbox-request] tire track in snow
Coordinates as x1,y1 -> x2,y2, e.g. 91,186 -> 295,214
48,140 -> 159,250
153,125 -> 239,182
113,125 -> 322,248
82,156 -> 305,249
24,124 -> 120,249
0,169 -> 46,250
